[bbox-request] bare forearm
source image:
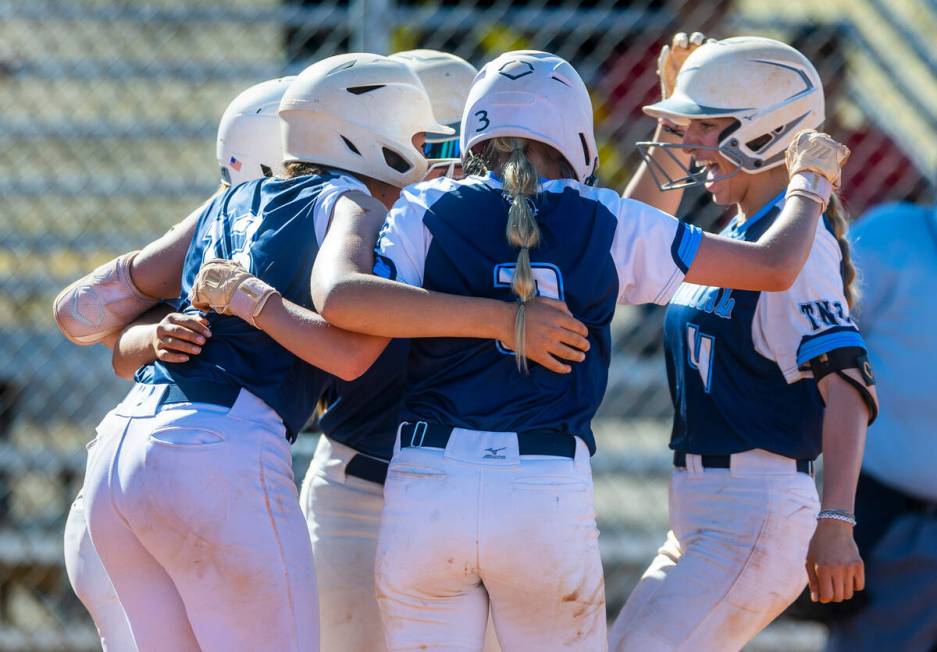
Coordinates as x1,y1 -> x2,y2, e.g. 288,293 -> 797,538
317,273 -> 514,340
819,377 -> 867,512
112,323 -> 158,380
255,294 -> 389,381
687,195 -> 821,290
623,122 -> 688,216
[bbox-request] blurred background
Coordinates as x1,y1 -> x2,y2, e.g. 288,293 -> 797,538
0,0 -> 934,649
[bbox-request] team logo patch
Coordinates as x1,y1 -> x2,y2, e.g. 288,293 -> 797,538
498,60 -> 534,80
483,447 -> 506,459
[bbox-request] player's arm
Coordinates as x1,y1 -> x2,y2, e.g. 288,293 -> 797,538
110,305 -> 212,380
623,32 -> 706,214
806,366 -> 876,603
311,191 -> 590,374
53,196 -> 211,346
685,131 -> 850,291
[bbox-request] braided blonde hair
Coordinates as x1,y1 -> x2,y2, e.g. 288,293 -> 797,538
825,193 -> 859,308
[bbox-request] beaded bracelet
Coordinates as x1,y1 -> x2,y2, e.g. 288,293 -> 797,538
817,509 -> 857,526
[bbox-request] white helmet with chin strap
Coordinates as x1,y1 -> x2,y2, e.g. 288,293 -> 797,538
462,50 -> 599,185
279,53 -> 454,188
641,36 -> 824,187
390,49 -> 477,177
216,77 -> 294,186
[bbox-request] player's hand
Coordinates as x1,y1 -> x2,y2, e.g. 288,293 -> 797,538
658,32 -> 713,100
805,519 -> 865,603
152,312 -> 211,363
514,297 -> 590,374
190,259 -> 279,327
785,129 -> 851,189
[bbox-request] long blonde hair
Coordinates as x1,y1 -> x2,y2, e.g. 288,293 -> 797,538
468,137 -> 542,372
826,193 -> 859,308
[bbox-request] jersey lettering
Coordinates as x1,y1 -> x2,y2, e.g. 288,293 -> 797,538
799,300 -> 852,331
493,262 -> 565,354
687,323 -> 715,393
202,212 -> 263,271
672,284 -> 735,320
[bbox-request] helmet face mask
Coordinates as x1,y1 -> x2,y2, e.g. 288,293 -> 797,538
640,36 -> 824,192
635,141 -> 742,191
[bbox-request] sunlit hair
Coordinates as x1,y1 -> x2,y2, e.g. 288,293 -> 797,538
283,161 -> 328,179
466,137 -> 578,372
825,193 -> 858,308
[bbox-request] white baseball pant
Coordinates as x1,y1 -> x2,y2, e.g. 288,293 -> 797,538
300,435 -> 503,652
608,449 -> 820,652
375,428 -> 606,652
64,491 -> 135,651
82,383 -> 319,652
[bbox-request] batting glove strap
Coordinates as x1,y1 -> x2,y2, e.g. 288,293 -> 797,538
786,172 -> 833,213
817,509 -> 857,527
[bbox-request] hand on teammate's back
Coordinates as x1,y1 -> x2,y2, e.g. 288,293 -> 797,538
514,297 -> 590,374
152,312 -> 211,363
805,520 -> 865,603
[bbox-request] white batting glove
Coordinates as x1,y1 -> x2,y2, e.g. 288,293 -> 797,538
785,129 -> 851,211
658,31 -> 713,100
189,259 -> 279,328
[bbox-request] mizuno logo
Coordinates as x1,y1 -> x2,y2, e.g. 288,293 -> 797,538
483,447 -> 506,459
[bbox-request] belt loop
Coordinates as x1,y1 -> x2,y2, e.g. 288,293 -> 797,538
410,420 -> 428,448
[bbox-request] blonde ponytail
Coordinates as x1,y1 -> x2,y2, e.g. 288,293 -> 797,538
491,138 -> 541,372
826,193 -> 859,308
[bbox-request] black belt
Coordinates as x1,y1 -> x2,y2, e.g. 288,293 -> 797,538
399,421 -> 577,459
161,382 -> 240,409
673,451 -> 813,475
345,454 -> 389,485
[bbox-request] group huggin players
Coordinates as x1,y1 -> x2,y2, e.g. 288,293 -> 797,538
54,34 -> 871,652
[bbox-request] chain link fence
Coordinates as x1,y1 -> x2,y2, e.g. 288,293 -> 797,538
0,0 -> 934,648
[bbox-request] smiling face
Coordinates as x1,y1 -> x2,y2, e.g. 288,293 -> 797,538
682,117 -> 749,206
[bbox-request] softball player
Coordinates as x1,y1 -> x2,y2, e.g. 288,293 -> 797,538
294,49 -> 508,652
69,53 -> 586,651
59,75 -> 295,652
607,37 -> 877,651
69,56 -> 456,652
201,50 -> 850,650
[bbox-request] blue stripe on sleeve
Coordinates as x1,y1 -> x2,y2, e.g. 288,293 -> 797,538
671,222 -> 703,274
796,327 -> 867,365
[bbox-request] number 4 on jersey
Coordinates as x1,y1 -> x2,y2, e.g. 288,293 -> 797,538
687,323 -> 715,393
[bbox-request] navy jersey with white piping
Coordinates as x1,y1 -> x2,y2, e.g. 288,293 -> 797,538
136,171 -> 369,440
374,173 -> 702,454
316,339 -> 409,461
663,192 -> 867,460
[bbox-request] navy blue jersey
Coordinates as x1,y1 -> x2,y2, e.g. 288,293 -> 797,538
374,173 -> 702,454
664,192 -> 868,460
316,339 -> 409,461
137,171 -> 370,439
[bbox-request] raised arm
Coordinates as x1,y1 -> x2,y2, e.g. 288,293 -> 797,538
684,130 -> 850,291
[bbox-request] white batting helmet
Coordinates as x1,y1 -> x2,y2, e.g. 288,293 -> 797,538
462,50 -> 598,185
216,77 -> 294,186
279,53 -> 453,188
391,49 -> 477,174
644,36 -> 825,175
